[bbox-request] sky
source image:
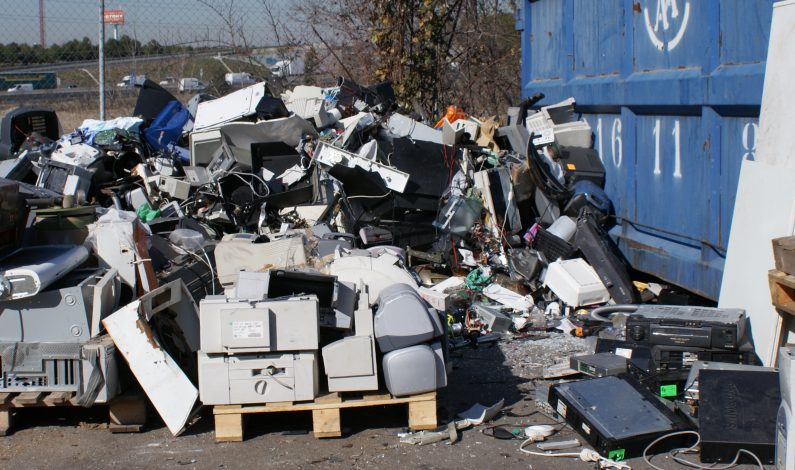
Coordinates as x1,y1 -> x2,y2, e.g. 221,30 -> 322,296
0,0 -> 295,47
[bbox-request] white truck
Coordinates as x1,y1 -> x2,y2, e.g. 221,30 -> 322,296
270,58 -> 305,78
224,72 -> 256,87
178,78 -> 206,92
7,84 -> 34,92
116,74 -> 146,88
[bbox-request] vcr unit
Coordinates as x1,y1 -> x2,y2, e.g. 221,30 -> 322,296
626,305 -> 746,350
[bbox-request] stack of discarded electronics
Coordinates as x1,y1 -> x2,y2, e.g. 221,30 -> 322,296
551,304 -> 780,464
0,75 -> 783,464
0,181 -> 123,412
198,268 -> 448,405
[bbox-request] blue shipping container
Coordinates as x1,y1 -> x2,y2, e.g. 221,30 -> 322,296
518,0 -> 774,300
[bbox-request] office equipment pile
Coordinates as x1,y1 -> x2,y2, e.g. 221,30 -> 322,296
0,79 -> 787,467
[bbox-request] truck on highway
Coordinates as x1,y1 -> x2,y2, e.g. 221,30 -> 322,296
0,72 -> 57,91
270,58 -> 305,78
178,78 -> 206,92
224,72 -> 256,87
117,74 -> 146,88
7,84 -> 34,93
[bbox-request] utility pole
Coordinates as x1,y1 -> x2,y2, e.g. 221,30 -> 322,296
99,0 -> 106,120
38,0 -> 46,48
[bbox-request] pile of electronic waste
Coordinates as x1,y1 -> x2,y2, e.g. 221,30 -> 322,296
0,79 -> 783,467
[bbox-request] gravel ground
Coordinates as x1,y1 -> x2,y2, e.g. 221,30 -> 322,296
0,333 -> 768,469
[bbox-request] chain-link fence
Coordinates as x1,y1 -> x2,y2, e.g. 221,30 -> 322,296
0,0 -> 520,130
0,0 -> 307,129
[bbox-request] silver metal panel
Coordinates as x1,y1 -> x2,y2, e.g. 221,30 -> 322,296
0,268 -> 112,343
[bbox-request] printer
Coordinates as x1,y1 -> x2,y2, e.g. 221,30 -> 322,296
199,351 -> 318,404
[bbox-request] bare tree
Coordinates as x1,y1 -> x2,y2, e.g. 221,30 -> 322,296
290,0 -> 519,119
195,0 -> 249,52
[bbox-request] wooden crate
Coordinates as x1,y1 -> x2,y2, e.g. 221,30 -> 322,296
212,391 -> 437,442
773,237 -> 795,276
0,391 -> 146,436
769,269 -> 795,316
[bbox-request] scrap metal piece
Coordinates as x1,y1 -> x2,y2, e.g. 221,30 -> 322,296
314,142 -> 409,193
536,438 -> 581,451
399,419 -> 471,445
457,398 -> 505,425
102,280 -> 200,436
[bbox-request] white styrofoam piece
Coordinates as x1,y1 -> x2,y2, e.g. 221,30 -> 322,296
285,96 -> 324,119
280,84 -> 325,102
314,142 -> 409,193
543,258 -> 609,307
102,292 -> 199,435
719,160 -> 795,366
757,0 -> 795,170
482,283 -> 533,312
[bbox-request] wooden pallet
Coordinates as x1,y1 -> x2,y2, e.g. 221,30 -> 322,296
212,391 -> 437,442
0,391 -> 146,436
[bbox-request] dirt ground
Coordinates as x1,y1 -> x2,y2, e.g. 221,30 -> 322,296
0,333 -> 767,470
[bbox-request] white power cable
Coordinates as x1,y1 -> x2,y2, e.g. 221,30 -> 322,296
200,248 -> 216,295
225,171 -> 270,198
642,430 -> 764,470
519,442 -> 631,470
164,238 -> 218,295
347,190 -> 392,200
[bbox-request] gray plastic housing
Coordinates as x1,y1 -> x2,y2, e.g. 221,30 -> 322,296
374,283 -> 443,353
381,341 -> 447,397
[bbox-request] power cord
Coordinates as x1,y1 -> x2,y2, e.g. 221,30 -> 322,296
642,430 -> 764,470
520,445 -> 631,470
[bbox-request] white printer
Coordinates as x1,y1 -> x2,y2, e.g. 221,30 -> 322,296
199,295 -> 319,354
199,351 -> 318,404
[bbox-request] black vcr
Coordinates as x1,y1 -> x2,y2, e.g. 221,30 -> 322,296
625,305 -> 746,350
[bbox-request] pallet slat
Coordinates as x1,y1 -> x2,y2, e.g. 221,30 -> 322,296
12,392 -> 44,406
213,392 -> 436,414
43,392 -> 73,406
